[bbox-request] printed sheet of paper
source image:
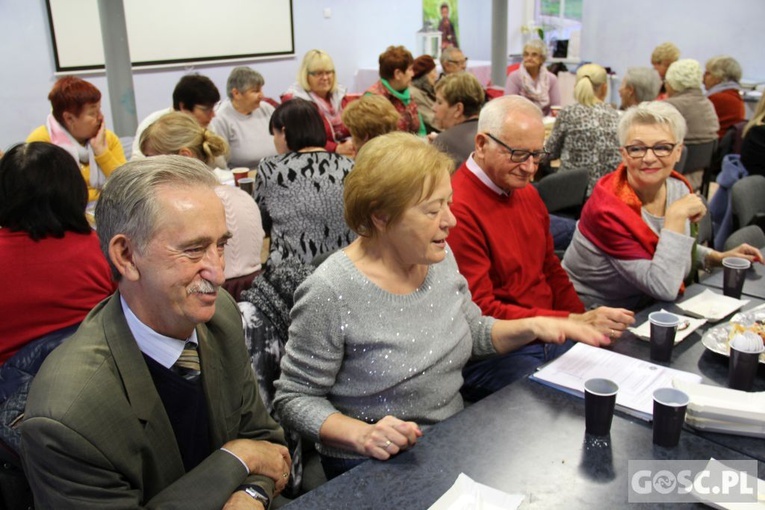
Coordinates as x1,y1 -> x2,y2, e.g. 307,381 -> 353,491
531,343 -> 702,420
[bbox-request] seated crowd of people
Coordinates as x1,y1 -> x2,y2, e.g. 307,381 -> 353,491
1,38 -> 765,509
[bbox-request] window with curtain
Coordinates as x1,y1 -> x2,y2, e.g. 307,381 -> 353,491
535,0 -> 583,59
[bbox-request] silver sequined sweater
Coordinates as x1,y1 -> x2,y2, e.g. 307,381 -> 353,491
273,247 -> 496,459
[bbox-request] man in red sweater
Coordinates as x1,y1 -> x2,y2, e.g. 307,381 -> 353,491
448,95 -> 634,399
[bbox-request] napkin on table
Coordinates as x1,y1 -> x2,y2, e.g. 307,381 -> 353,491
428,473 -> 524,510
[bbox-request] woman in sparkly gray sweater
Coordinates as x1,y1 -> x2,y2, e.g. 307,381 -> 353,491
273,133 -> 608,479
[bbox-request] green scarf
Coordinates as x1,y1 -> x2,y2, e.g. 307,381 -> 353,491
381,78 -> 411,104
380,79 -> 427,137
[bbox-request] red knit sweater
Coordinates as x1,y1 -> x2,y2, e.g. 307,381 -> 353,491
0,230 -> 115,363
449,164 -> 585,320
709,89 -> 745,139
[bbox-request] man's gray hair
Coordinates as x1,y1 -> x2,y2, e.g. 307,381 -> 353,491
623,67 -> 662,103
226,66 -> 265,99
618,101 -> 687,147
439,46 -> 463,68
477,95 -> 542,135
95,156 -> 219,279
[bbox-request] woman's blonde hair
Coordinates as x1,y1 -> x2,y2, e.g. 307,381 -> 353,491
744,93 -> 765,137
574,63 -> 608,106
298,49 -> 337,93
139,111 -> 229,165
344,132 -> 454,238
651,42 -> 680,65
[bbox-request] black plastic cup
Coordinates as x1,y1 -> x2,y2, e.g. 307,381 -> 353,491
584,378 -> 619,436
648,312 -> 681,362
652,388 -> 689,448
238,177 -> 255,196
722,257 -> 751,299
729,333 -> 764,391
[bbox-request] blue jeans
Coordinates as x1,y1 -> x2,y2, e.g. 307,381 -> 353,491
461,339 -> 574,401
550,214 -> 576,252
320,455 -> 366,480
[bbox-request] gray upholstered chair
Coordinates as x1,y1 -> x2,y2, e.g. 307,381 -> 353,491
731,175 -> 765,230
535,168 -> 589,219
723,225 -> 765,251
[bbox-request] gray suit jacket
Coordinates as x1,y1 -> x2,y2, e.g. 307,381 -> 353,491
21,291 -> 285,509
433,118 -> 478,169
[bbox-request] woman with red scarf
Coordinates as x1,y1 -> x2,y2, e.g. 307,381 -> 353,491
562,101 -> 762,310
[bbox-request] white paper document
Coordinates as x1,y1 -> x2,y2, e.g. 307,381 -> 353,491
428,473 -> 524,510
530,343 -> 703,421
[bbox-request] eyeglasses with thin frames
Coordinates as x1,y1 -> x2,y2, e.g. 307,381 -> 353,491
622,143 -> 678,159
484,133 -> 550,164
308,70 -> 335,77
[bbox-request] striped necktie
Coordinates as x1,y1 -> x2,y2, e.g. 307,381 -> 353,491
173,341 -> 201,381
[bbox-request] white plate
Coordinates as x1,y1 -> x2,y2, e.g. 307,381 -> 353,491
700,308 -> 765,364
629,309 -> 706,344
676,289 -> 749,322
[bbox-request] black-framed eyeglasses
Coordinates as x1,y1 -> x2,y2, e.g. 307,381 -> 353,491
484,133 -> 550,164
447,58 -> 468,66
308,70 -> 335,77
623,143 -> 678,159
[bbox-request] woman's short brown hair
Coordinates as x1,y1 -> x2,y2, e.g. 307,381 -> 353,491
344,132 -> 454,237
378,46 -> 414,81
435,72 -> 485,117
342,95 -> 400,143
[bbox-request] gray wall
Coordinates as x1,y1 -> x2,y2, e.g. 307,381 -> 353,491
581,0 -> 764,82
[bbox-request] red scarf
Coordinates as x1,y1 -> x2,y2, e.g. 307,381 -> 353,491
578,164 -> 693,262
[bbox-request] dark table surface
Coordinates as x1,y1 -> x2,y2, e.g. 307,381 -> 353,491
612,283 -> 765,463
283,378 -> 763,509
284,282 -> 765,509
699,263 -> 765,299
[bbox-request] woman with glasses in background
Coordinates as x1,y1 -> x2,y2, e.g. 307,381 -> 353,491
282,50 -> 354,156
504,40 -> 560,116
563,101 -> 761,310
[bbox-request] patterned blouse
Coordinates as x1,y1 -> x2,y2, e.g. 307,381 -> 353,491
544,102 -> 622,195
255,151 -> 356,267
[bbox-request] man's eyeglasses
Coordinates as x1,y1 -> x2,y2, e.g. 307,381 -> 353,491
447,58 -> 468,66
484,133 -> 550,164
623,143 -> 678,159
308,70 -> 335,77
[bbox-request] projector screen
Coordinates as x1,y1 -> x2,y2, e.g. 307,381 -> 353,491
45,0 -> 294,72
